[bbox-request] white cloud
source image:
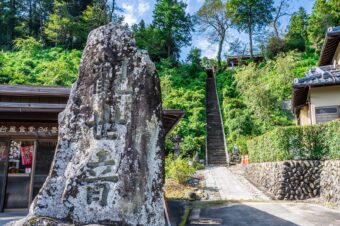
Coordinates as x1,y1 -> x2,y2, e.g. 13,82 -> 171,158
196,38 -> 219,59
138,0 -> 150,15
122,3 -> 138,26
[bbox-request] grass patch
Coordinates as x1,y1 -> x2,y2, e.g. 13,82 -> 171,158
165,179 -> 195,199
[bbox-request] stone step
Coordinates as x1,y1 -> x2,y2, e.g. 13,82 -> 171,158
207,135 -> 224,138
208,153 -> 226,156
208,154 -> 227,157
207,142 -> 225,146
206,76 -> 227,165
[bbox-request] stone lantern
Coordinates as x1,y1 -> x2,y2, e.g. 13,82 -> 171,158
171,134 -> 182,159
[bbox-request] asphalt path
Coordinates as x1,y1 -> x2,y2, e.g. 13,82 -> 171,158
188,202 -> 340,226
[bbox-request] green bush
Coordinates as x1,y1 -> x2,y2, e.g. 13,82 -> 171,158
165,155 -> 196,184
159,59 -> 207,158
0,37 -> 81,86
247,120 -> 340,162
216,52 -> 318,155
323,120 -> 340,159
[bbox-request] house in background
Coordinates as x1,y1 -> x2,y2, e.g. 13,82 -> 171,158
226,54 -> 263,68
0,85 -> 184,212
292,26 -> 340,125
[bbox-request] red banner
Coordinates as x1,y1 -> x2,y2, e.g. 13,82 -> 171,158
21,145 -> 33,166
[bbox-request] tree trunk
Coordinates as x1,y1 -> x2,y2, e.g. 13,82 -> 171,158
217,33 -> 225,69
28,0 -> 32,36
167,44 -> 171,59
273,18 -> 279,37
8,0 -> 16,47
32,0 -> 38,38
167,31 -> 172,59
110,0 -> 115,21
248,11 -> 253,59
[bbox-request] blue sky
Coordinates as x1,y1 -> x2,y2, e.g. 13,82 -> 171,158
116,0 -> 315,60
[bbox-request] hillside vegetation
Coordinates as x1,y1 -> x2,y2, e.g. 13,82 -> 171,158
216,52 -> 318,154
0,38 -> 80,86
0,39 -> 207,157
1,0 -> 339,160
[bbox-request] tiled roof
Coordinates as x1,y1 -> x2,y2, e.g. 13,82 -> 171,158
319,26 -> 340,66
293,65 -> 340,87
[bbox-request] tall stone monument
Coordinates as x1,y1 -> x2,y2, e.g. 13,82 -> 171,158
12,23 -> 165,225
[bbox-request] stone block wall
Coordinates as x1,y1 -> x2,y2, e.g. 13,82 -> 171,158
321,160 -> 340,204
245,161 -> 322,200
244,162 -> 284,199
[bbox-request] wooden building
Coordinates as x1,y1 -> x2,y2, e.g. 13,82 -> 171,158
226,54 -> 263,68
292,26 -> 340,125
0,85 -> 184,212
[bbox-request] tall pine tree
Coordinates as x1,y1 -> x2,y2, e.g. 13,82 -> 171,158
152,0 -> 193,60
227,0 -> 274,58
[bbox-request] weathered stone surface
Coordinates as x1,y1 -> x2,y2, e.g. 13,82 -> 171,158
320,160 -> 340,205
245,161 -> 322,200
11,23 -> 165,225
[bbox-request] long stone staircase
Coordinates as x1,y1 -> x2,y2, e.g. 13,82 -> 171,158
206,70 -> 228,165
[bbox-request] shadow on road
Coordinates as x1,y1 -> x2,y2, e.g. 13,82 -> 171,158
189,203 -> 299,226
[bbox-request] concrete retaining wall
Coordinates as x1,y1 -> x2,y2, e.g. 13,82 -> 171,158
245,161 -> 322,200
320,160 -> 340,204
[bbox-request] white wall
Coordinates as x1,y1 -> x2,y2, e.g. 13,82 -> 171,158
310,85 -> 340,124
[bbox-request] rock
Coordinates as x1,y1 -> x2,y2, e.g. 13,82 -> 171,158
188,192 -> 200,201
283,162 -> 291,167
12,23 -> 165,226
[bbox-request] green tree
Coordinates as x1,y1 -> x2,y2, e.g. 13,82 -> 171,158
186,47 -> 202,65
44,0 -> 76,48
132,20 -> 167,62
308,0 -> 340,51
227,0 -> 274,58
0,0 -> 24,48
79,0 -> 118,43
44,0 -> 118,49
266,36 -> 285,59
287,7 -> 308,38
152,0 -> 193,60
197,0 -> 230,69
80,0 -> 110,30
271,0 -> 290,37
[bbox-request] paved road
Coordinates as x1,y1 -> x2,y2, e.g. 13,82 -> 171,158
194,166 -> 340,226
201,166 -> 269,201
188,202 -> 340,226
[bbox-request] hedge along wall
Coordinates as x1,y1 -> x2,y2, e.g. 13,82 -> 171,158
247,120 -> 340,162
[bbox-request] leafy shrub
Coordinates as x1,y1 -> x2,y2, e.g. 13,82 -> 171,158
0,38 -> 81,86
165,155 -> 196,184
266,36 -> 285,59
284,33 -> 306,52
216,51 -> 318,155
159,59 -> 207,158
247,120 -> 340,162
323,120 -> 340,159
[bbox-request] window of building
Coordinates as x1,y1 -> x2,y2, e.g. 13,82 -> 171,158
0,138 -> 57,211
5,140 -> 34,209
315,106 -> 340,124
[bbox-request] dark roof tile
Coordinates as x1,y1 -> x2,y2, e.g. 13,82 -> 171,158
293,65 -> 340,87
